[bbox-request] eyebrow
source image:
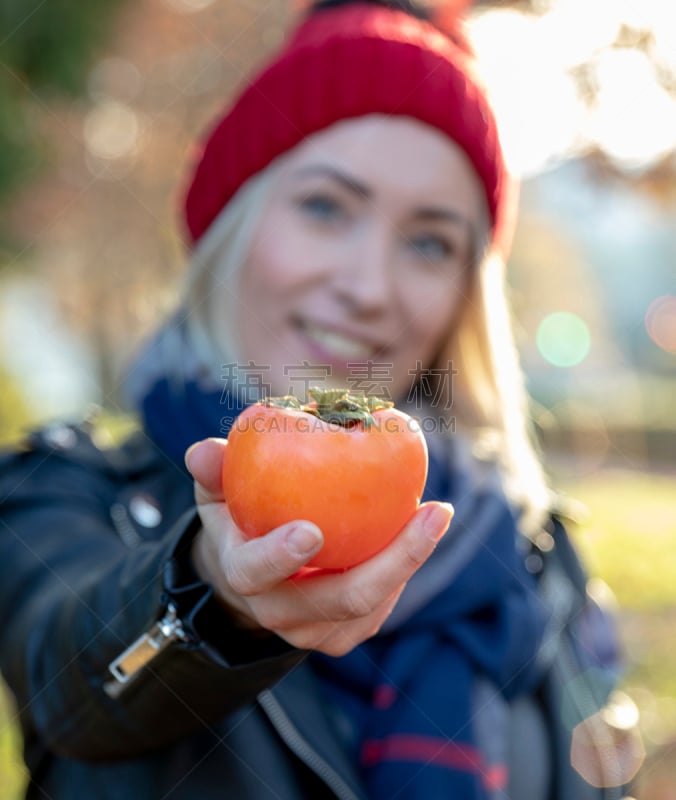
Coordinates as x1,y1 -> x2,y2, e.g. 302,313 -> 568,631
291,164 -> 469,227
293,165 -> 371,199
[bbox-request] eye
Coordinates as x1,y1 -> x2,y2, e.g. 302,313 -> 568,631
298,193 -> 345,222
407,233 -> 456,262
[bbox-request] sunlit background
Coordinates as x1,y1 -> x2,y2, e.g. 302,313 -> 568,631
0,1 -> 674,797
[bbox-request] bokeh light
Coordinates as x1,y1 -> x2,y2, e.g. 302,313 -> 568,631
88,57 -> 144,104
536,311 -> 591,367
83,101 -> 141,161
645,295 -> 676,353
163,0 -> 217,12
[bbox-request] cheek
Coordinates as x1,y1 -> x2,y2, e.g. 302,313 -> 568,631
244,210 -> 326,294
244,240 -> 291,295
385,288 -> 460,397
236,238 -> 309,330
400,276 -> 466,351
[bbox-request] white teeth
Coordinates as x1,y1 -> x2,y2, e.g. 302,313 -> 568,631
304,325 -> 374,358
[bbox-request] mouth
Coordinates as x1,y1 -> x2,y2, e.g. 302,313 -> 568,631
296,319 -> 385,361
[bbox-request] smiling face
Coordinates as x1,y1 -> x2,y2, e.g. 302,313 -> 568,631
228,114 -> 486,401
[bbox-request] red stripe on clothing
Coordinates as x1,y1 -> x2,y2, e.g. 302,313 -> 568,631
361,735 -> 508,790
362,735 -> 483,771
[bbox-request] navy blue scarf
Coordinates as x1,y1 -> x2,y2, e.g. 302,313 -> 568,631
140,375 -> 547,799
311,499 -> 544,799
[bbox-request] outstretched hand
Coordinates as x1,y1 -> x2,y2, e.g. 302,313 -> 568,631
186,438 -> 453,657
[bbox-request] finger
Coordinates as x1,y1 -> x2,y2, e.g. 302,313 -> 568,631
185,438 -> 228,504
280,586 -> 406,655
280,501 -> 453,622
394,499 -> 454,562
350,500 -> 453,589
224,521 -> 324,597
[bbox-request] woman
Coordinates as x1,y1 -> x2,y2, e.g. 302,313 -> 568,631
0,1 -> 628,798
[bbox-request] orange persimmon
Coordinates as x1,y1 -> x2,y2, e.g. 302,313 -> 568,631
222,388 -> 428,570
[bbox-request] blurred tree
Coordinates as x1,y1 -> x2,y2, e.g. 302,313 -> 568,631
0,0 -> 128,239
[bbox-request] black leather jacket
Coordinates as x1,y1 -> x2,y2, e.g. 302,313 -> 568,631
0,421 -> 629,799
0,421 -> 367,799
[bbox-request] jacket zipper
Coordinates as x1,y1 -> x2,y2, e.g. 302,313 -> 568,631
103,602 -> 190,698
258,689 -> 361,800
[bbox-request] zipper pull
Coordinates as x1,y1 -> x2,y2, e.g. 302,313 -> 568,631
104,603 -> 189,697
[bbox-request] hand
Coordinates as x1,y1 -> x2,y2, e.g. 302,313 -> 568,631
185,438 -> 453,657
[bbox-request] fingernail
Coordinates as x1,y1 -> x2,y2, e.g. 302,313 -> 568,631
286,524 -> 323,558
423,503 -> 454,541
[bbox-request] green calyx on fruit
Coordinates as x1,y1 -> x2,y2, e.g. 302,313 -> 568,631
260,387 -> 394,428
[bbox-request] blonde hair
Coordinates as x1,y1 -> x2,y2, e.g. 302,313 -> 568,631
179,164 -> 283,384
178,150 -> 551,532
437,250 -> 551,532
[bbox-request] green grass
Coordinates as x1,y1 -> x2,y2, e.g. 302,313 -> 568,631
559,469 -> 676,610
0,466 -> 673,797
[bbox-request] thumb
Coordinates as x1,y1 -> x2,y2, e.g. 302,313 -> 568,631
185,438 -> 227,504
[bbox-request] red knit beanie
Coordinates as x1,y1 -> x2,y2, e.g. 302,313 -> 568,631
183,2 -> 512,250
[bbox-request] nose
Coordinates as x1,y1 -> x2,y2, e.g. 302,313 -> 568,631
332,220 -> 394,314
